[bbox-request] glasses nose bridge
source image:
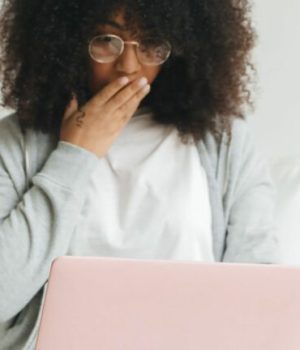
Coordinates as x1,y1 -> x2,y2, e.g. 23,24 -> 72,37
117,39 -> 141,72
120,40 -> 140,60
122,40 -> 139,49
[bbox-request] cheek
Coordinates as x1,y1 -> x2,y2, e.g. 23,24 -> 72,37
142,66 -> 162,84
88,60 -> 115,92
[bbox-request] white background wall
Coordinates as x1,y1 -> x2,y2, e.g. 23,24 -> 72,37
0,0 -> 299,159
249,0 -> 300,159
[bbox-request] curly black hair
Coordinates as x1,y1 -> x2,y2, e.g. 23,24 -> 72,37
0,0 -> 257,142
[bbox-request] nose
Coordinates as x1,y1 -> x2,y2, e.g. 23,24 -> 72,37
115,43 -> 141,75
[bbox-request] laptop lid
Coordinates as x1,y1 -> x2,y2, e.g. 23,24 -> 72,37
35,256 -> 300,349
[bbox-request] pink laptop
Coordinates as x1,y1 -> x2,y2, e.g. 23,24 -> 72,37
35,256 -> 300,349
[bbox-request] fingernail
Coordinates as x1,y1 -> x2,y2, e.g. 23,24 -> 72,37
119,76 -> 129,85
143,84 -> 151,93
138,77 -> 148,87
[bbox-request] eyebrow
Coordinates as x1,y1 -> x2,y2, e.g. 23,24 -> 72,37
98,20 -> 126,31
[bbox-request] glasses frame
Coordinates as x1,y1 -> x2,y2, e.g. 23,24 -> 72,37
88,33 -> 172,66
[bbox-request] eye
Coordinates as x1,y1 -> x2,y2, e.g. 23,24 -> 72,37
139,39 -> 171,58
99,35 -> 114,42
92,35 -> 121,48
140,38 -> 159,49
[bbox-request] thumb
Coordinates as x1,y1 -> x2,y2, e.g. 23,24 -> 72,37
63,93 -> 79,121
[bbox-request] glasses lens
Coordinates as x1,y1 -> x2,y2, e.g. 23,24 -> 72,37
89,35 -> 123,63
138,39 -> 171,65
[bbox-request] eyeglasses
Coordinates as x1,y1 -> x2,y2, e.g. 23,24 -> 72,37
88,34 -> 172,66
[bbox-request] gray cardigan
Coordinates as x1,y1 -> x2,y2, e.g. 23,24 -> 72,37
0,113 -> 278,349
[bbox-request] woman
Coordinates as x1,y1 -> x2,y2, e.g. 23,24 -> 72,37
0,0 -> 278,348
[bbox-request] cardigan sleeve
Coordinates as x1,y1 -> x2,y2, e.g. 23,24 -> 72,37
0,115 -> 99,322
221,119 -> 279,263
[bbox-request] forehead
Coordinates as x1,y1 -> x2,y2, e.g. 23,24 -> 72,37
100,11 -> 126,30
95,10 -> 142,38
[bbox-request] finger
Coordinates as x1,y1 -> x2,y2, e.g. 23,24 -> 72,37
63,93 -> 79,121
105,77 -> 149,113
118,83 -> 151,122
89,76 -> 130,107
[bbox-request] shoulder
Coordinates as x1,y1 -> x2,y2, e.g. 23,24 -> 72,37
225,117 -> 256,159
0,111 -> 56,152
0,112 -> 54,171
0,112 -> 23,139
197,116 -> 273,208
202,117 -> 254,156
0,113 -> 25,158
198,117 -> 257,176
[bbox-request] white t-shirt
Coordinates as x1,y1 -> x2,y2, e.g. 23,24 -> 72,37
69,108 -> 214,262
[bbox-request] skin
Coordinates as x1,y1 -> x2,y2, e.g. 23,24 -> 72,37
60,10 -> 163,158
88,11 -> 162,93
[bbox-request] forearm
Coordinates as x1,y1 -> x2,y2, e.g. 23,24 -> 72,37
0,142 -> 98,322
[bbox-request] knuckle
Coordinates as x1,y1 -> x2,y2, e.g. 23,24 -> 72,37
117,106 -> 127,118
114,109 -> 123,119
114,94 -> 125,106
118,107 -> 130,121
118,102 -> 127,113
